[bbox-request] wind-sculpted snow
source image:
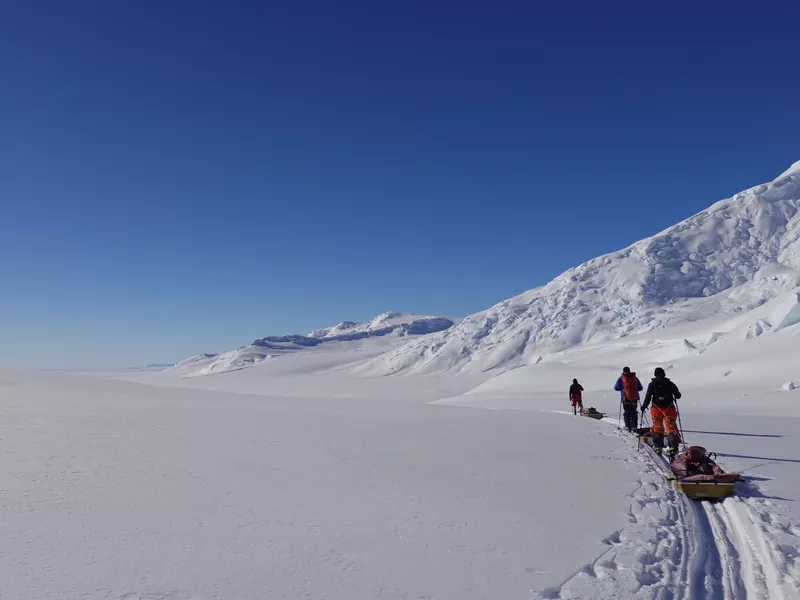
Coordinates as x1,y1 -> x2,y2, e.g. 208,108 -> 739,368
253,317 -> 454,349
307,312 -> 444,339
172,315 -> 455,377
368,163 -> 800,374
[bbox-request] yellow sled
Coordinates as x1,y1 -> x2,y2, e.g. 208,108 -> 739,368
667,477 -> 737,500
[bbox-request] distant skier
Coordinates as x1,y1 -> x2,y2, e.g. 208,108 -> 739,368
569,378 -> 584,415
614,367 -> 643,432
641,367 -> 682,457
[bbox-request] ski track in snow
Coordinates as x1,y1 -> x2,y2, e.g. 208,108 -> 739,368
534,412 -> 800,600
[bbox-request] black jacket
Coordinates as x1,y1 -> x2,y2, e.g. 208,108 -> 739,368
642,376 -> 681,410
569,383 -> 584,398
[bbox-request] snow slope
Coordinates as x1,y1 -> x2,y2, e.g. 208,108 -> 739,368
366,163 -> 800,375
168,313 -> 454,378
307,311 -> 447,338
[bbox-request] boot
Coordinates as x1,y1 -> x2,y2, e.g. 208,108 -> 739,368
667,433 -> 681,450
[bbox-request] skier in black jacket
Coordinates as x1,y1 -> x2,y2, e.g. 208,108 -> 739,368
569,379 -> 584,415
641,367 -> 682,456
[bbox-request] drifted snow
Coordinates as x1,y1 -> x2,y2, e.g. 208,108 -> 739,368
171,313 -> 455,378
365,162 -> 800,375
308,312 -> 445,338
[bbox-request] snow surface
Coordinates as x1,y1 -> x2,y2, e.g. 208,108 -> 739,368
4,162 -> 800,598
4,331 -> 799,599
1,367 -> 640,600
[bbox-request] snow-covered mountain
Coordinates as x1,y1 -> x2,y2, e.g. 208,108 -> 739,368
169,313 -> 454,377
365,161 -> 800,375
308,312 -> 446,339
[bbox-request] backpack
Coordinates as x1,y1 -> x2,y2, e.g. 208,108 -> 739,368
621,372 -> 640,402
650,378 -> 673,408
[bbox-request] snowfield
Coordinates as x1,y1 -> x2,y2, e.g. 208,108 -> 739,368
3,163 -> 800,599
1,367 -> 644,600
2,351 -> 799,599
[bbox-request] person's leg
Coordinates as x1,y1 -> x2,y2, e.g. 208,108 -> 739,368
651,407 -> 665,450
664,407 -> 680,453
624,404 -> 637,431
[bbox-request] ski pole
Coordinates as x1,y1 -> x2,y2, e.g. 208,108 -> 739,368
675,399 -> 687,450
639,408 -> 652,453
618,400 -> 623,430
636,400 -> 642,452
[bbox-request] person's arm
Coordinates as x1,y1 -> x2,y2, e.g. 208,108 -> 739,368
671,381 -> 682,400
642,382 -> 652,410
579,384 -> 584,392
637,378 -> 644,392
614,377 -> 621,392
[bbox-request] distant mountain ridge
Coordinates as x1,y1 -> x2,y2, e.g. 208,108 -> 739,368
169,313 -> 454,377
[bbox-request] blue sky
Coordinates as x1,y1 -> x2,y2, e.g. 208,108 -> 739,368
1,0 -> 798,368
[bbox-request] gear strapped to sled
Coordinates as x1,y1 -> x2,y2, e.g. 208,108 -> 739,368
668,446 -> 740,500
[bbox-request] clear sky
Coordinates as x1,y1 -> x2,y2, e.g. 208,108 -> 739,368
1,0 -> 798,368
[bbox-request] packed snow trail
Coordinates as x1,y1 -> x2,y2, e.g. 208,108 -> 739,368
634,419 -> 799,599
537,412 -> 800,599
704,494 -> 798,599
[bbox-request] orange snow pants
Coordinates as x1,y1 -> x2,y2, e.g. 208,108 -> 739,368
651,405 -> 678,437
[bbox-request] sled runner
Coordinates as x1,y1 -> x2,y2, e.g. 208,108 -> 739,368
667,477 -> 738,500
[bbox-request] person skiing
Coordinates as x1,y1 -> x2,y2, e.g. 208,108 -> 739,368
641,367 -> 682,457
614,367 -> 642,432
569,378 -> 584,415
